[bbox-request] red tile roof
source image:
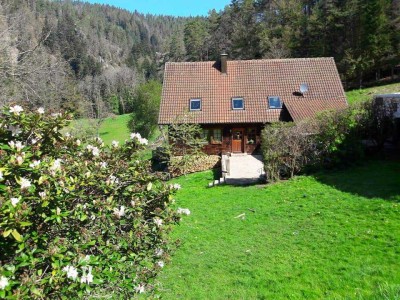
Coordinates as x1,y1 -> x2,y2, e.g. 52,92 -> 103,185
158,57 -> 348,124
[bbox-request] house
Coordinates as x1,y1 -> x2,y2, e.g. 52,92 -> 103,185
374,93 -> 400,142
158,54 -> 348,155
374,93 -> 400,119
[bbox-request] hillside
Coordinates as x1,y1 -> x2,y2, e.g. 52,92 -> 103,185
346,82 -> 400,104
0,0 -> 187,115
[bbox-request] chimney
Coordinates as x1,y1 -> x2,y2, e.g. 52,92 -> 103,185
220,52 -> 228,74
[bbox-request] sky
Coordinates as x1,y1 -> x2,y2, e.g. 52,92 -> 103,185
85,0 -> 231,17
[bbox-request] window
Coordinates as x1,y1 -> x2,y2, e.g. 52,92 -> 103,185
247,128 -> 256,144
268,96 -> 282,109
190,98 -> 201,111
210,128 -> 222,144
232,97 -> 244,110
201,129 -> 209,143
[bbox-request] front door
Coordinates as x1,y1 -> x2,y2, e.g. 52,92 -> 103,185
232,128 -> 244,153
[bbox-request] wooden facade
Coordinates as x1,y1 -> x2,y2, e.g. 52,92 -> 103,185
200,123 -> 263,155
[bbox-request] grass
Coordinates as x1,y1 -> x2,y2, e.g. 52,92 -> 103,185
346,82 -> 400,104
157,160 -> 400,299
98,114 -> 132,145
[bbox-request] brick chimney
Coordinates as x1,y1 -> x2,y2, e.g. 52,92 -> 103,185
220,52 -> 228,74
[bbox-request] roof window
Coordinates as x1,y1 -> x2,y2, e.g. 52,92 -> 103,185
232,97 -> 244,110
190,98 -> 201,111
268,96 -> 282,109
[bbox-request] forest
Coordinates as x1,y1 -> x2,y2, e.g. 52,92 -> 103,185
0,0 -> 399,124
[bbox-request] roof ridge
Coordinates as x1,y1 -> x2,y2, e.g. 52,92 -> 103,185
165,57 -> 334,65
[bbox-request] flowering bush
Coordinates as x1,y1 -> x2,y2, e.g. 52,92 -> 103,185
0,106 -> 184,298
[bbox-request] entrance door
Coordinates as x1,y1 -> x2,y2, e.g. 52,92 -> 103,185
232,128 -> 244,153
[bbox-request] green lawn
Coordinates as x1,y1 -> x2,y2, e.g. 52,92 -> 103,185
98,114 -> 132,144
157,160 -> 400,299
346,82 -> 400,104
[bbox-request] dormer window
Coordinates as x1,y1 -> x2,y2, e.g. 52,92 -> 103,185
268,96 -> 282,109
190,98 -> 201,111
232,97 -> 244,110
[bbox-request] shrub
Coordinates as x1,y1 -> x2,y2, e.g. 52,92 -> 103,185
0,106 -> 184,298
261,100 -> 382,182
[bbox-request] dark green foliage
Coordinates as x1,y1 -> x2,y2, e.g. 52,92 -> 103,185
261,98 -> 396,182
187,0 -> 400,85
128,80 -> 162,138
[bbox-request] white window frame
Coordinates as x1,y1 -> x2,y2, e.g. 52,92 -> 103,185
232,97 -> 244,110
268,96 -> 282,109
190,98 -> 202,111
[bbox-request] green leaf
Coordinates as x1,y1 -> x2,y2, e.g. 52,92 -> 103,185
147,182 -> 153,191
19,221 -> 32,227
3,229 -> 12,238
12,229 -> 23,242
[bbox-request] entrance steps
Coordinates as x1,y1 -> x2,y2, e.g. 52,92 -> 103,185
209,154 -> 265,186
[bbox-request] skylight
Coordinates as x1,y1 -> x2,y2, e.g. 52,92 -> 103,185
268,96 -> 282,109
190,98 -> 201,111
232,97 -> 244,110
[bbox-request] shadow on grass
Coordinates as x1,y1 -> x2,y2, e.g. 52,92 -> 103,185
313,159 -> 400,202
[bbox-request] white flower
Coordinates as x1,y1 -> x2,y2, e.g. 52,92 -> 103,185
96,137 -> 103,143
134,284 -> 145,294
8,125 -> 22,136
63,265 -> 78,280
113,206 -> 125,218
20,177 -> 31,189
92,147 -> 100,156
15,141 -> 24,151
111,140 -> 119,148
11,197 -> 20,207
86,267 -> 93,284
29,160 -> 41,169
0,276 -> 9,290
9,105 -> 23,115
76,139 -> 81,146
0,171 -> 3,181
157,261 -> 165,268
80,266 -> 93,284
139,137 -> 148,145
16,155 -> 23,165
39,191 -> 46,199
100,161 -> 107,169
8,141 -> 15,149
56,207 -> 61,215
130,132 -> 142,140
170,183 -> 181,190
50,159 -> 62,172
37,107 -> 45,114
154,217 -> 163,227
51,112 -> 62,118
177,208 -> 191,215
155,248 -> 163,257
31,138 -> 38,145
106,175 -> 119,186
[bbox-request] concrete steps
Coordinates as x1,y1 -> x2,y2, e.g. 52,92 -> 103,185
209,154 -> 265,186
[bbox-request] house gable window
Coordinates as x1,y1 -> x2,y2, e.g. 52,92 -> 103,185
232,97 -> 244,110
190,98 -> 201,111
268,96 -> 282,109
